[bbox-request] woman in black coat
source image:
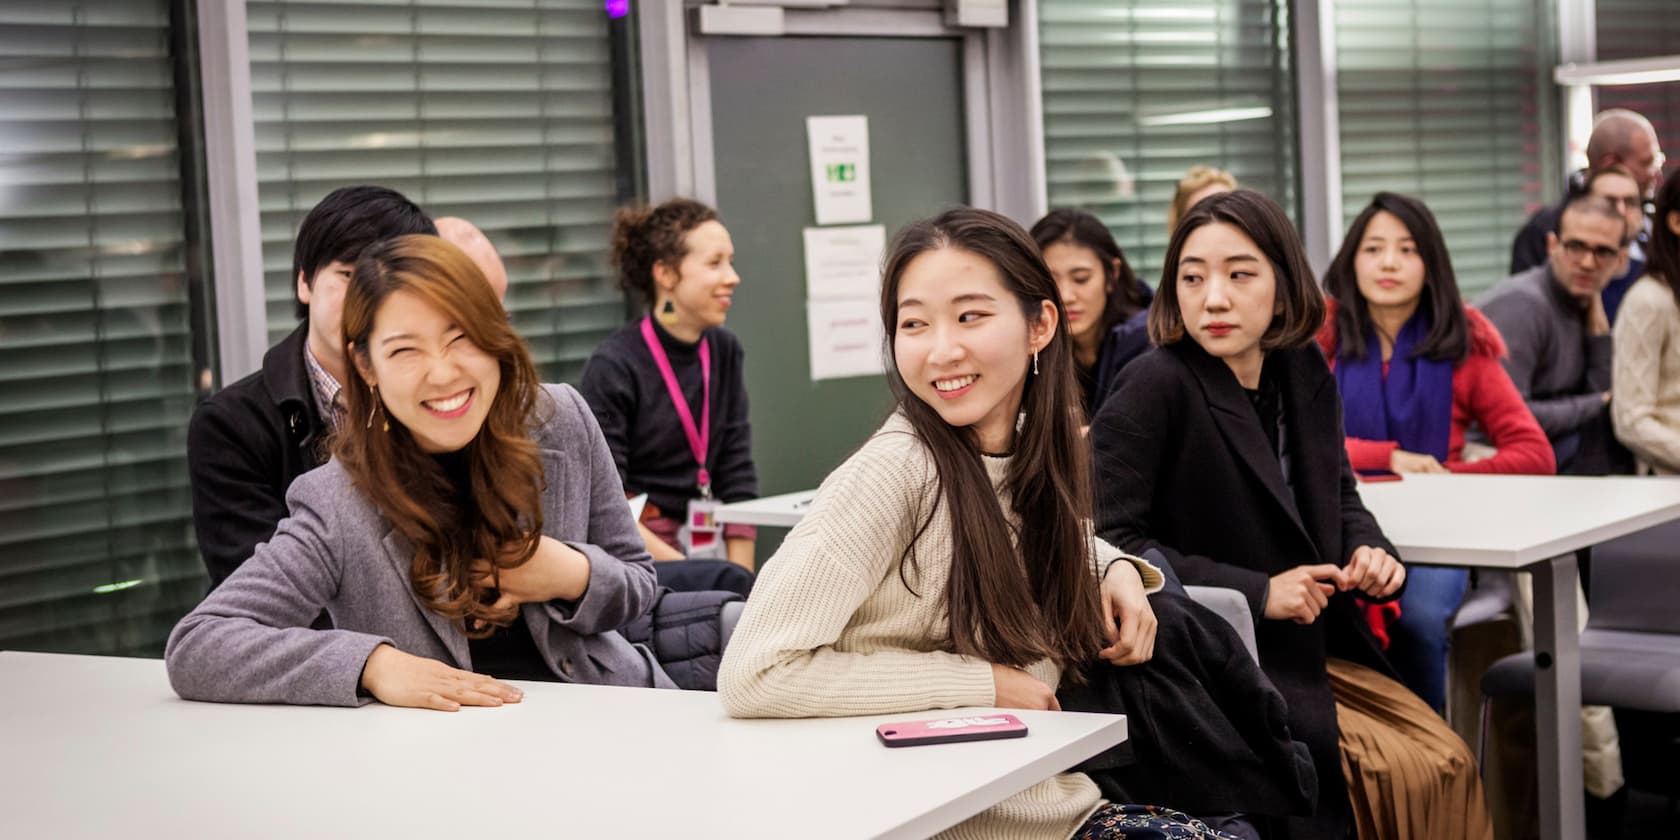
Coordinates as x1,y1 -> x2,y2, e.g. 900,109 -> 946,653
1090,190 -> 1491,840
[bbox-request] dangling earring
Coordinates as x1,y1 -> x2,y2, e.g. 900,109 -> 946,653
1032,351 -> 1040,376
658,298 -> 679,326
365,385 -> 380,430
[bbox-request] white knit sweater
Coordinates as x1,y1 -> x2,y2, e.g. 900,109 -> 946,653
1612,276 -> 1680,474
718,413 -> 1163,840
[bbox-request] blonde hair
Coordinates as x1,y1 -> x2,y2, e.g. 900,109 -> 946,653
1168,166 -> 1239,235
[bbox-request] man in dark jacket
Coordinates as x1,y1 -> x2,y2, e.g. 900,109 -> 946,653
187,185 -> 436,587
1509,109 -> 1662,323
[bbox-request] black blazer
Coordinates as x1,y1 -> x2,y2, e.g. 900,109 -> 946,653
1090,339 -> 1403,840
188,323 -> 329,588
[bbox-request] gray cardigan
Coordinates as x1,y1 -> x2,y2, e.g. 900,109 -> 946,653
1477,265 -> 1612,440
166,384 -> 676,706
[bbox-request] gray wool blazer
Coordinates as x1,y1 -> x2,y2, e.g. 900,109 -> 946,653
166,384 -> 676,706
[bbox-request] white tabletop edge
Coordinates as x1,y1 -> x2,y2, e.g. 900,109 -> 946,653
1393,495 -> 1680,569
714,489 -> 818,527
880,715 -> 1129,840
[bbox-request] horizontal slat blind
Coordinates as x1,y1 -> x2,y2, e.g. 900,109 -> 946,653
1038,0 -> 1298,287
1335,0 -> 1549,295
0,0 -> 207,655
248,0 -> 629,383
1595,0 -> 1680,183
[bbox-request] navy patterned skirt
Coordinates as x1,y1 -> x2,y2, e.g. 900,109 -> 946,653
1073,804 -> 1241,839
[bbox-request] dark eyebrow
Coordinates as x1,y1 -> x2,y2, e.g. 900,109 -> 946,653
952,293 -> 997,304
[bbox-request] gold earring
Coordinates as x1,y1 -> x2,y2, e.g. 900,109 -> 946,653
658,298 -> 679,326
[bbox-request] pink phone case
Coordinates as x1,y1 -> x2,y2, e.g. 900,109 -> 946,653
876,714 -> 1029,747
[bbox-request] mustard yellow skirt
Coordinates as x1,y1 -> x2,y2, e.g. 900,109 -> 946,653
1329,658 -> 1494,840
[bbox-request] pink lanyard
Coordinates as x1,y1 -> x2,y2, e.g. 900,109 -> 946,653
640,317 -> 712,498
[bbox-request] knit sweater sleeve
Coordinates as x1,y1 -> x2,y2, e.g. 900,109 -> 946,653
1612,282 -> 1680,472
1449,355 -> 1556,475
1091,534 -> 1165,593
717,430 -> 997,718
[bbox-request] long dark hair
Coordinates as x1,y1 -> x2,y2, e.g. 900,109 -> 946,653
1029,208 -> 1147,340
1149,189 -> 1325,351
879,207 -> 1104,676
339,235 -> 547,638
1650,167 -> 1680,304
1322,192 -> 1469,363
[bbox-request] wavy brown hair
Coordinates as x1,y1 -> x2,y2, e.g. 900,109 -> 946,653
337,234 -> 547,638
880,207 -> 1105,678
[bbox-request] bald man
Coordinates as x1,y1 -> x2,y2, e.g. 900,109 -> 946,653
1511,109 -> 1664,322
435,216 -> 510,302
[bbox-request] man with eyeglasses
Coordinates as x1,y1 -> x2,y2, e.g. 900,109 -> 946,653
1481,195 -> 1635,474
1510,109 -> 1664,324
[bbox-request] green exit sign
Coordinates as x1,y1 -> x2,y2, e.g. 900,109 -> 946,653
826,163 -> 856,183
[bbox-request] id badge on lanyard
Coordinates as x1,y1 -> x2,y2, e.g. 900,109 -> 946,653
641,317 -> 725,558
680,497 -> 724,559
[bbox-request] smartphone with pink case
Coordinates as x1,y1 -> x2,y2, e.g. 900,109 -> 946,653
876,714 -> 1028,747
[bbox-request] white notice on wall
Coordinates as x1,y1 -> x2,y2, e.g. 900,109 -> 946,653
803,224 -> 886,301
807,299 -> 885,381
806,115 -> 873,225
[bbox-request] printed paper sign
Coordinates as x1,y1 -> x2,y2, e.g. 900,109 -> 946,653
807,298 -> 885,381
803,224 -> 886,301
806,115 -> 873,225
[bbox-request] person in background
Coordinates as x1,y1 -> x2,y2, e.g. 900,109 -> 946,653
168,235 -> 670,708
187,185 -> 436,588
1091,190 -> 1492,840
1613,166 -> 1680,474
1480,195 -> 1633,475
1032,208 -> 1153,419
435,216 -> 509,302
1167,166 -> 1237,236
1510,109 -> 1663,323
579,199 -> 759,576
1317,191 -> 1554,712
716,206 -> 1273,840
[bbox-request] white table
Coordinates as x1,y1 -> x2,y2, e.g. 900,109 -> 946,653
714,489 -> 818,528
1357,473 -> 1680,840
0,651 -> 1126,840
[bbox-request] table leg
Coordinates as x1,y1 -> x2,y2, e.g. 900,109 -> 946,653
1533,552 -> 1584,840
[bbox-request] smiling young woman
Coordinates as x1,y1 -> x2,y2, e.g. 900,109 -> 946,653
166,235 -> 672,710
714,207 -> 1327,840
579,199 -> 760,576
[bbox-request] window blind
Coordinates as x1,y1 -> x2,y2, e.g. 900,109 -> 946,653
1595,0 -> 1680,182
0,0 -> 208,654
1038,0 -> 1298,286
247,0 -> 633,384
1335,0 -> 1551,295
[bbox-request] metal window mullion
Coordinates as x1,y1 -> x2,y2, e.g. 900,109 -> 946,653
1292,0 -> 1343,276
196,0 -> 266,385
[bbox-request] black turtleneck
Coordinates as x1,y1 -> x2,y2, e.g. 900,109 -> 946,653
577,317 -> 758,519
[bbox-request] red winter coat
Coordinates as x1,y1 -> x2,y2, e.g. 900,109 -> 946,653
1317,301 -> 1556,476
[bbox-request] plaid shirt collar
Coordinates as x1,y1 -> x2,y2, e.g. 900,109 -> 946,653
302,342 -> 344,431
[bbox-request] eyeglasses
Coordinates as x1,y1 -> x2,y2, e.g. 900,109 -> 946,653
1596,194 -> 1644,212
1560,239 -> 1622,264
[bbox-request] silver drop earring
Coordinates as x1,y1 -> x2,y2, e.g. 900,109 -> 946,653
1032,351 -> 1039,375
